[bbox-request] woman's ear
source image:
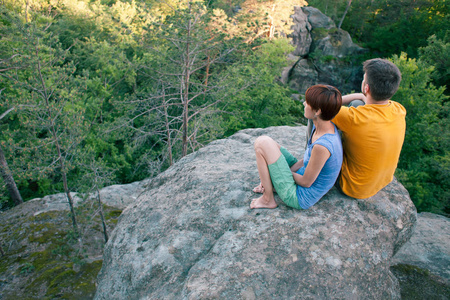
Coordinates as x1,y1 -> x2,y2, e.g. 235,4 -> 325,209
315,108 -> 322,117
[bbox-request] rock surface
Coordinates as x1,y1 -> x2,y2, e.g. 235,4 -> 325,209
95,126 -> 417,299
28,179 -> 150,216
0,189 -> 124,299
290,6 -> 312,56
391,212 -> 450,282
288,6 -> 366,94
301,6 -> 335,30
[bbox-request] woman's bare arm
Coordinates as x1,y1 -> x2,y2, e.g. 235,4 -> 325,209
292,145 -> 330,188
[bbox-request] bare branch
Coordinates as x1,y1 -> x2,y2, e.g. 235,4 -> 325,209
0,107 -> 16,121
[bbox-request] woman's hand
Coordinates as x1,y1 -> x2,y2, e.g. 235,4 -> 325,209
290,159 -> 304,172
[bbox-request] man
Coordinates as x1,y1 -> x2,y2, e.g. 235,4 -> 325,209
332,58 -> 406,199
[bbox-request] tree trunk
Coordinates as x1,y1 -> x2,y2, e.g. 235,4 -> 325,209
338,0 -> 352,29
25,0 -> 29,23
0,145 -> 23,206
181,3 -> 192,157
0,107 -> 23,206
164,101 -> 173,166
96,187 -> 108,243
62,172 -> 79,235
54,127 -> 78,235
36,42 -> 79,235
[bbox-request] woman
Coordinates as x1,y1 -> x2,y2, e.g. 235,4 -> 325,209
251,85 -> 343,209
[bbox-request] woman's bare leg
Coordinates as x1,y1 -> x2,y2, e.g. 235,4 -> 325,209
250,136 -> 282,209
252,141 -> 281,194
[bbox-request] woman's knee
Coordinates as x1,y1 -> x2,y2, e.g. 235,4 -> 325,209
254,136 -> 275,150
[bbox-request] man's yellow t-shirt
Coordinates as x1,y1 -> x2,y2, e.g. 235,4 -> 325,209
332,101 -> 406,199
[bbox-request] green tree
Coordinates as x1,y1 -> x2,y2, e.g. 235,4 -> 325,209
306,0 -> 351,24
342,0 -> 449,58
75,153 -> 116,244
419,34 -> 450,92
0,11 -> 87,232
391,53 -> 449,215
221,39 -> 302,135
0,107 -> 23,206
125,1 -> 239,170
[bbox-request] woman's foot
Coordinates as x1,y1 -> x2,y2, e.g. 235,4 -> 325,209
252,183 -> 276,194
253,183 -> 265,193
250,195 -> 277,209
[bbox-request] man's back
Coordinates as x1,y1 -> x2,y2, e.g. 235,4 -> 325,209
333,101 -> 406,198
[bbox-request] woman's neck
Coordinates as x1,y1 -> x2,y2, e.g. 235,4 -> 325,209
312,119 -> 334,142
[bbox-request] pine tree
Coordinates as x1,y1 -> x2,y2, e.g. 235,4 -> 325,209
0,10 -> 87,233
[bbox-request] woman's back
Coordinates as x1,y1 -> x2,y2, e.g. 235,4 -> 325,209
296,124 -> 343,209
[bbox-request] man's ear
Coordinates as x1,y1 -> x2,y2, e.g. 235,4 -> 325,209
364,83 -> 370,95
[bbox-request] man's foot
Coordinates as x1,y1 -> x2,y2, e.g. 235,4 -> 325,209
253,183 -> 265,193
250,195 -> 277,209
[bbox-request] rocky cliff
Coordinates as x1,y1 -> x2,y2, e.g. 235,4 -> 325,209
284,6 -> 367,95
390,212 -> 450,298
95,126 -> 417,299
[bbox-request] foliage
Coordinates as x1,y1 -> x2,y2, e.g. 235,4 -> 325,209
418,34 -> 450,91
0,0 -> 305,207
342,0 -> 449,59
0,0 -> 449,218
307,0 -> 449,60
306,0 -> 350,23
0,8 -> 88,231
391,53 -> 449,215
0,1 -> 449,297
221,39 -> 303,135
129,1 -> 236,166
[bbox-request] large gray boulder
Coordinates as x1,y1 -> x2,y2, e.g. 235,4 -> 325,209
390,213 -> 450,298
28,179 -> 150,215
284,58 -> 318,92
95,126 -> 417,299
312,29 -> 364,58
288,6 -> 366,94
301,6 -> 335,30
392,212 -> 450,282
290,6 -> 313,56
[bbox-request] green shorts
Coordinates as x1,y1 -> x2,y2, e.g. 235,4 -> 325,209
268,150 -> 301,210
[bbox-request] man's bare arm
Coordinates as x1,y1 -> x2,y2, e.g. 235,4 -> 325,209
342,93 -> 366,105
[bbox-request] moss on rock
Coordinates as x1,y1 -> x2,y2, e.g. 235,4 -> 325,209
0,200 -> 121,299
391,264 -> 450,299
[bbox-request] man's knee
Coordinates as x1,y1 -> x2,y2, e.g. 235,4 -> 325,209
349,100 -> 365,108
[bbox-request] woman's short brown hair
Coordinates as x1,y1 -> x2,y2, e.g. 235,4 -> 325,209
305,85 -> 342,121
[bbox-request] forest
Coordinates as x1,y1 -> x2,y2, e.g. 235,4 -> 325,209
1,0 -> 449,222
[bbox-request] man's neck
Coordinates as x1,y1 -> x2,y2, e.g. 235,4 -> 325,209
365,95 -> 390,105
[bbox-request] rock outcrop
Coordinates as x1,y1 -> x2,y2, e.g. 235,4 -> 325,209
390,212 -> 450,298
290,7 -> 312,57
286,6 -> 366,94
28,179 -> 150,216
95,126 -> 416,299
392,212 -> 450,281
